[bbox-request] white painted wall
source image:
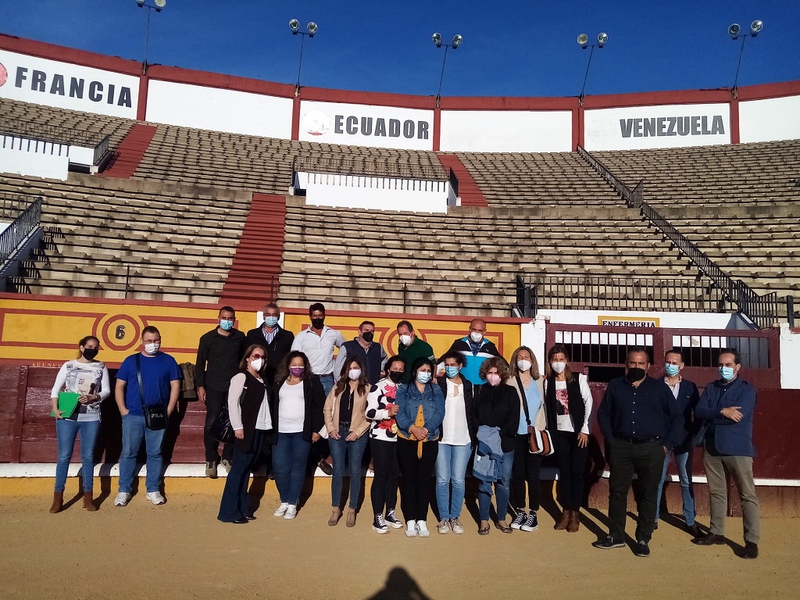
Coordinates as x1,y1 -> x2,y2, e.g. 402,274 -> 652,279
0,136 -> 68,180
780,324 -> 800,389
537,309 -> 742,329
439,110 -> 573,152
739,96 -> 800,144
146,80 -> 293,138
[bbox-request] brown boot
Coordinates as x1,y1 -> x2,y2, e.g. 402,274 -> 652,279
82,492 -> 97,512
567,510 -> 581,532
554,509 -> 571,530
345,508 -> 357,528
49,492 -> 63,514
328,507 -> 342,526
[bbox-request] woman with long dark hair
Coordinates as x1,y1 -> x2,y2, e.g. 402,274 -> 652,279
49,335 -> 110,513
218,344 -> 271,524
544,343 -> 593,533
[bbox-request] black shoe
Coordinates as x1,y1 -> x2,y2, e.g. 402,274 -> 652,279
633,540 -> 650,557
317,459 -> 333,476
592,536 -> 625,550
232,517 -> 249,524
686,523 -> 701,538
245,515 -> 257,521
693,533 -> 726,546
653,522 -> 659,530
740,542 -> 759,559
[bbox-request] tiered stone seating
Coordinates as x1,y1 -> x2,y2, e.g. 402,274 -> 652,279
0,173 -> 250,302
277,199 -> 701,316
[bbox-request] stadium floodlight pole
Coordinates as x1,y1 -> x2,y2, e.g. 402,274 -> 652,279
577,32 -> 608,106
729,20 -> 763,98
290,19 -> 318,97
136,0 -> 166,75
432,33 -> 463,108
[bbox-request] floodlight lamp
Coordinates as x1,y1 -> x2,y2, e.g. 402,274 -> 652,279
136,0 -> 145,7
728,23 -> 741,39
597,32 -> 608,47
154,0 -> 166,10
289,19 -> 300,34
452,34 -> 463,48
307,22 -> 318,37
577,33 -> 589,48
750,20 -> 763,36
432,32 -> 443,47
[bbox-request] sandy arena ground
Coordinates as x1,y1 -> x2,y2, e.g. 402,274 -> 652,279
1,477 -> 798,600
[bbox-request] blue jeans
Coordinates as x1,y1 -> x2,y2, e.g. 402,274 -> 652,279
478,449 -> 515,521
435,443 -> 471,520
119,413 -> 166,494
272,432 -> 311,505
656,449 -> 695,526
55,419 -> 100,492
329,426 -> 369,509
319,374 -> 334,397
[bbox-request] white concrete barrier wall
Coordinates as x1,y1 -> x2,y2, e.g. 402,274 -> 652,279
439,110 -> 573,152
0,135 -> 68,180
739,95 -> 800,144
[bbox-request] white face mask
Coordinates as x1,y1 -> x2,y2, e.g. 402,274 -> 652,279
250,358 -> 264,372
399,334 -> 412,346
517,359 -> 532,373
348,368 -> 362,381
550,361 -> 567,374
469,331 -> 483,343
144,342 -> 160,355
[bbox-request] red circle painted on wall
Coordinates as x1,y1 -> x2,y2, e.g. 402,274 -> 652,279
99,314 -> 142,352
0,63 -> 7,87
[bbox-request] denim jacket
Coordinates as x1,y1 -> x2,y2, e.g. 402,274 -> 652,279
395,382 -> 445,441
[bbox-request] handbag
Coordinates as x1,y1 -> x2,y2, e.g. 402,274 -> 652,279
136,355 -> 168,431
209,384 -> 248,444
518,375 -> 554,456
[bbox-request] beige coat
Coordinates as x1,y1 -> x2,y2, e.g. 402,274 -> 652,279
323,384 -> 370,438
505,375 -> 547,430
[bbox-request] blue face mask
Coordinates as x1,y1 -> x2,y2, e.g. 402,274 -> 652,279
220,319 -> 234,331
416,371 -> 432,384
444,366 -> 459,378
264,316 -> 279,328
719,366 -> 736,381
664,364 -> 680,377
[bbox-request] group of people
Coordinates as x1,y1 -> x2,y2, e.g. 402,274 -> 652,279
49,303 -> 760,559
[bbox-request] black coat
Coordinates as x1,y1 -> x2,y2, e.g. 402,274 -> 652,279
233,370 -> 269,454
437,376 -> 478,446
475,383 -> 519,453
270,375 -> 325,444
246,324 -> 295,384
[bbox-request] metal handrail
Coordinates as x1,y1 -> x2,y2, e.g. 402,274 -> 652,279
0,198 -> 42,264
0,120 -> 107,149
292,155 -> 447,181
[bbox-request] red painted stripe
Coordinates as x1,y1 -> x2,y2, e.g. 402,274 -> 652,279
436,154 -> 488,207
98,124 -> 157,179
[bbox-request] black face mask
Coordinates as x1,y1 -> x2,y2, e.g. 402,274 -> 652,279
311,318 -> 325,329
362,331 -> 374,343
82,348 -> 99,360
625,367 -> 646,382
388,371 -> 403,383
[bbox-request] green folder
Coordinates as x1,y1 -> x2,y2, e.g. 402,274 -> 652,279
52,392 -> 81,418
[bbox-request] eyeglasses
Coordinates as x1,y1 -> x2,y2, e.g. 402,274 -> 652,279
251,354 -> 265,360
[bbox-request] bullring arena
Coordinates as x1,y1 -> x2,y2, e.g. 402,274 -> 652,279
1,23 -> 799,600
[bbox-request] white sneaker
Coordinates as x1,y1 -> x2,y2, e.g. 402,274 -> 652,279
146,492 -> 165,506
273,502 -> 289,517
451,517 -> 465,535
114,492 -> 131,507
437,519 -> 451,534
284,505 -> 297,520
405,520 -> 417,538
417,521 -> 430,538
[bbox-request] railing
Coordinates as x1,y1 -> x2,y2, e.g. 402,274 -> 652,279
448,167 -> 460,197
577,146 -> 780,329
292,155 -> 447,181
0,120 -> 106,149
92,134 -> 111,166
0,193 -> 33,221
0,198 -> 43,265
515,275 -> 727,318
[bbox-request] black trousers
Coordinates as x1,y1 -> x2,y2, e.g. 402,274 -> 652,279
370,438 -> 399,516
511,434 -> 542,511
396,437 -> 438,522
552,430 -> 589,511
607,438 -> 665,543
217,430 -> 266,522
203,388 -> 233,464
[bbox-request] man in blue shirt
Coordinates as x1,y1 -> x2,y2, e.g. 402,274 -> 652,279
692,348 -> 760,559
594,346 -> 684,557
114,326 -> 182,507
444,319 -> 501,386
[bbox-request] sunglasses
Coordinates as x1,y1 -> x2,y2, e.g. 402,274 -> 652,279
251,354 -> 265,360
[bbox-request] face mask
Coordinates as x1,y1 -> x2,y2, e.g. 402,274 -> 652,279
220,319 -> 234,331
264,316 -> 279,328
469,331 -> 483,343
517,359 -> 532,373
250,358 -> 264,372
665,364 -> 680,377
719,366 -> 736,381
444,366 -> 460,378
82,348 -> 99,360
626,367 -> 646,382
389,371 -> 403,383
361,331 -> 374,343
289,367 -> 305,378
550,362 -> 566,374
399,334 -> 412,347
144,342 -> 160,355
486,373 -> 501,387
416,371 -> 432,384
311,318 -> 325,329
348,369 -> 362,381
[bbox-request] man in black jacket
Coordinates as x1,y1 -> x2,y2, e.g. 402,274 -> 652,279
246,302 -> 295,385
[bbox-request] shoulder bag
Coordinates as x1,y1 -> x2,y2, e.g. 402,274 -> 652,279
136,354 -> 168,430
518,375 -> 554,456
209,382 -> 247,445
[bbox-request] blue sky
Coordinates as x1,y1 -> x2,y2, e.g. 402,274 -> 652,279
3,0 -> 798,99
